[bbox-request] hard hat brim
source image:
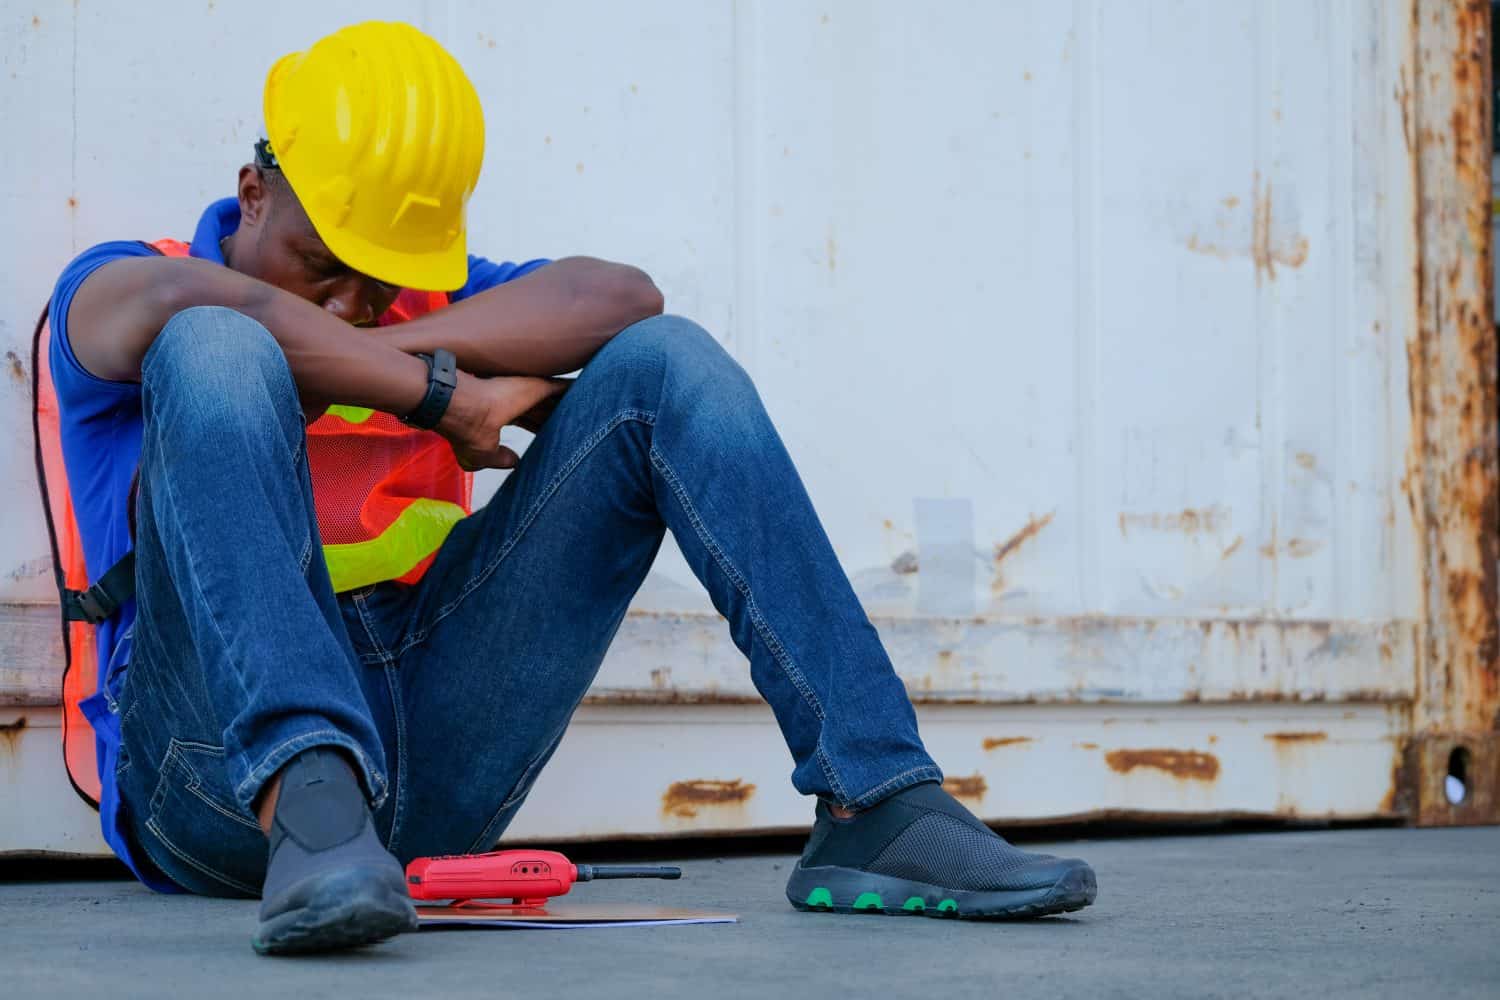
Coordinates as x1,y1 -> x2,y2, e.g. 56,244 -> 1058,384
315,219 -> 470,293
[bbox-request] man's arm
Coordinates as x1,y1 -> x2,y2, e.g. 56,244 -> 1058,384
66,255 -> 557,469
378,257 -> 664,376
70,255 -> 430,411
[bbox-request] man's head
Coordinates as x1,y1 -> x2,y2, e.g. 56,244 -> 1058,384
229,21 -> 486,319
227,155 -> 401,326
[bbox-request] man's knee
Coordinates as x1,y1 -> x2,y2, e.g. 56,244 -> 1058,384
141,307 -> 297,424
594,314 -> 752,399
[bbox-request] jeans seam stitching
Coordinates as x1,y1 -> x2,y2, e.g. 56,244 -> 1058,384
235,729 -> 387,811
144,815 -> 260,895
161,739 -> 263,832
649,447 -> 828,723
466,728 -> 566,854
815,743 -> 851,804
352,591 -> 394,666
395,408 -> 657,655
850,765 -> 943,808
147,437 -> 261,782
383,663 -> 408,854
185,783 -> 263,831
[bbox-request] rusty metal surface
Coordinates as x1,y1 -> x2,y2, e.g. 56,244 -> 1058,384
504,703 -> 1411,841
0,708 -> 107,856
588,611 -> 1417,707
3,1 -> 1495,847
1406,0 -> 1500,824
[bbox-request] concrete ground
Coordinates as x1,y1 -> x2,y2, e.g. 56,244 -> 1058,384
0,826 -> 1495,999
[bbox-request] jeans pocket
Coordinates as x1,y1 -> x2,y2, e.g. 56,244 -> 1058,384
144,740 -> 266,898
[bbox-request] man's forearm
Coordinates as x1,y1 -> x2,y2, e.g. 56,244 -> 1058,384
380,257 -> 664,376
234,279 -> 430,415
69,256 -> 429,418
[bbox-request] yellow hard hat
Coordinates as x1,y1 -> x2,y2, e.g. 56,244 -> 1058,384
262,22 -> 484,291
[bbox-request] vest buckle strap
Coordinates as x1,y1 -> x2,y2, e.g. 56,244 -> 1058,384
62,552 -> 136,624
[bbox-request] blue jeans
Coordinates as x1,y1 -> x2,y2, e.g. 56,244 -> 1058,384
114,307 -> 941,897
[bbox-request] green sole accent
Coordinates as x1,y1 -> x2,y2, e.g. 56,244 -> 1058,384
937,899 -> 959,914
805,887 -> 834,910
902,896 -> 926,913
852,892 -> 884,911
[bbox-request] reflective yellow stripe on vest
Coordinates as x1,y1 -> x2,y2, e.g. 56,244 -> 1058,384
324,404 -> 375,424
321,496 -> 466,593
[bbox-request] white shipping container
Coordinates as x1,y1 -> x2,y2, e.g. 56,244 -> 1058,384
1,0 -> 1494,853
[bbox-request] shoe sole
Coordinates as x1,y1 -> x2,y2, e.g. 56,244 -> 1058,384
253,865 -> 419,956
786,863 -> 1097,920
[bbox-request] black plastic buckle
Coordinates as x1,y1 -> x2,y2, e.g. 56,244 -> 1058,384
61,552 -> 134,624
64,584 -> 117,625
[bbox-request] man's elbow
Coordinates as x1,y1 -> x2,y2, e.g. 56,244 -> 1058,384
615,264 -> 664,322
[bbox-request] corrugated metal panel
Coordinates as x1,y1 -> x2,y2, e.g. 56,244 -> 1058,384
1,1 -> 1493,853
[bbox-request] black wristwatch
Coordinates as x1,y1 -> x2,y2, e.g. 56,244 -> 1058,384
401,349 -> 457,430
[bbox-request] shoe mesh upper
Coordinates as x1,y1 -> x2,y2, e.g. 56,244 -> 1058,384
865,812 -> 1038,889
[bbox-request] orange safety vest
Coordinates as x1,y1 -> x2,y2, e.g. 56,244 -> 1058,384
33,237 -> 472,805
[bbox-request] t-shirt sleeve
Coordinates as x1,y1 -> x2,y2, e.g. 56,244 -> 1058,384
49,240 -> 161,397
448,253 -> 551,303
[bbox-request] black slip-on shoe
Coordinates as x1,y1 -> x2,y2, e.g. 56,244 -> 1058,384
786,780 -> 1097,919
252,748 -> 417,955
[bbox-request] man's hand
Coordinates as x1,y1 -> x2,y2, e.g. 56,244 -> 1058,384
436,371 -> 570,470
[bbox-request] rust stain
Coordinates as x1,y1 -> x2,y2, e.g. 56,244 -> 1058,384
993,511 -> 1055,565
5,350 -> 26,386
1185,233 -> 1232,260
1247,172 -> 1311,281
31,14 -> 40,27
1220,535 -> 1244,560
0,716 -> 25,753
1397,65 -> 1415,155
1403,0 -> 1499,762
661,779 -> 756,819
1265,731 -> 1329,744
648,667 -> 670,689
1188,178 -> 1309,278
1105,748 -> 1220,782
982,736 -> 1033,750
1074,741 -> 1100,751
1252,172 -> 1272,281
1294,452 -> 1317,470
1119,506 -> 1228,537
942,774 -> 988,800
991,510 -> 1055,593
1285,537 -> 1324,558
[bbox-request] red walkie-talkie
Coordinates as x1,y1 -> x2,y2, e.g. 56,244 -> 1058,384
405,849 -> 682,906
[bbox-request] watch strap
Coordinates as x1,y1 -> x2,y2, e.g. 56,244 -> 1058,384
402,348 -> 457,430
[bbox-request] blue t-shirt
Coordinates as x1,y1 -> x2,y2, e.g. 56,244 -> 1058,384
48,196 -> 547,887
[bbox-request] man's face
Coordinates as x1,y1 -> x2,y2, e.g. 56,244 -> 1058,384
231,165 -> 402,325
